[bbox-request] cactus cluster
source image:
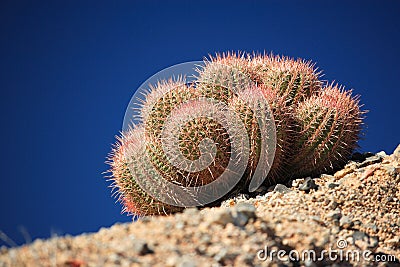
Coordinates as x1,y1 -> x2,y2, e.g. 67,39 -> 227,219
106,52 -> 364,216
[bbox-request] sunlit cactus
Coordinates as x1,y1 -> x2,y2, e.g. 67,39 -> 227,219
106,51 -> 365,217
289,84 -> 364,178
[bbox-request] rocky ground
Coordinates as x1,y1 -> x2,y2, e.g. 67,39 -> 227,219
1,145 -> 400,267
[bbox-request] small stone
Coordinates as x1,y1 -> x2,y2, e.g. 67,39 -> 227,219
108,253 -> 121,264
334,168 -> 354,179
327,210 -> 342,221
331,226 -> 340,234
320,174 -> 335,180
213,247 -> 228,262
175,221 -> 184,230
207,209 -> 234,226
376,151 -> 387,158
235,203 -> 256,218
199,233 -> 211,244
291,179 -> 301,188
310,216 -> 324,225
133,240 -> 153,255
361,166 -> 377,179
166,255 -> 179,266
339,216 -> 353,229
232,203 -> 256,226
328,200 -> 339,210
352,231 -> 368,241
328,183 -> 340,189
299,177 -> 318,192
273,184 -> 292,194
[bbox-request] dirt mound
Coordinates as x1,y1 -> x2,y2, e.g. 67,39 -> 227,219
1,145 -> 399,267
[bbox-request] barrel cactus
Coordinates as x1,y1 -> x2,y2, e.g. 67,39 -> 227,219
106,51 -> 365,216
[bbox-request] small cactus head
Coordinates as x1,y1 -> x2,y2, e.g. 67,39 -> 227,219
249,53 -> 322,105
107,127 -> 183,216
290,83 -> 365,178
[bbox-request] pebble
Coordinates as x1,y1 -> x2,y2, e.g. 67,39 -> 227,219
326,210 -> 342,221
376,151 -> 387,157
328,183 -> 340,189
334,167 -> 354,179
331,226 -> 340,234
207,209 -> 234,226
133,240 -> 153,255
273,184 -> 292,194
361,165 -> 379,179
213,247 -> 228,262
339,216 -> 353,229
352,231 -> 368,241
232,203 -> 256,227
298,177 -> 318,192
320,174 -> 335,180
235,203 -> 256,218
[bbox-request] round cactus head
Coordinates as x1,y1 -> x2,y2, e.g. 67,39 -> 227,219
249,53 -> 322,105
290,84 -> 365,178
107,127 -> 183,216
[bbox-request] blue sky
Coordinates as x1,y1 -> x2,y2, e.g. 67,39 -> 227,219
1,1 -> 399,246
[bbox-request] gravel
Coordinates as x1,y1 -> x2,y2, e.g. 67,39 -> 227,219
1,145 -> 400,267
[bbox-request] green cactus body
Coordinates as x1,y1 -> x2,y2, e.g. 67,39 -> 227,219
290,85 -> 363,178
